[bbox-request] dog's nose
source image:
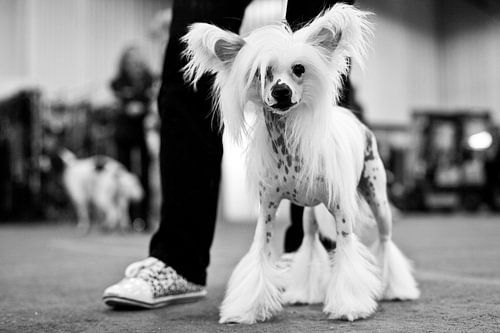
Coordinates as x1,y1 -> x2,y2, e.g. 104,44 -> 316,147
271,83 -> 292,102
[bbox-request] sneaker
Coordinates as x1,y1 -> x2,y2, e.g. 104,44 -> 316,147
103,257 -> 207,309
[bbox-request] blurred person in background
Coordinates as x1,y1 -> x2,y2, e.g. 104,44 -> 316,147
111,46 -> 154,231
103,0 -> 356,310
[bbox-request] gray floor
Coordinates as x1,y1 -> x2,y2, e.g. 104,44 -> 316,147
1,214 -> 500,332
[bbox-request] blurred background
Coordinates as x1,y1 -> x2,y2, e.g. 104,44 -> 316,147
1,0 -> 499,226
1,1 -> 500,331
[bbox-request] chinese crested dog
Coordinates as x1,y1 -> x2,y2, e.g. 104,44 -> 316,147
60,149 -> 143,233
183,3 -> 419,324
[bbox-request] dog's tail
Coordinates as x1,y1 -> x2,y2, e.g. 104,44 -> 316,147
59,148 -> 77,165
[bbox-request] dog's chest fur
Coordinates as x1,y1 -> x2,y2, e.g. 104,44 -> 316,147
262,111 -> 325,206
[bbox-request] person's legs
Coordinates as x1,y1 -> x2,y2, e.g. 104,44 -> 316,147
149,79 -> 222,286
103,1 -> 251,308
148,0 -> 252,286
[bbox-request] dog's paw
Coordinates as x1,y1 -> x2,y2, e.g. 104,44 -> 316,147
219,247 -> 283,324
323,234 -> 381,321
372,239 -> 420,301
326,308 -> 374,322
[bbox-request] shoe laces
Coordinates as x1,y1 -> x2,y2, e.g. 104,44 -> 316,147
136,261 -> 178,282
125,258 -> 184,286
125,257 -> 160,278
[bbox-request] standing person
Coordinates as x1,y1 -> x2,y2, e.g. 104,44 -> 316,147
111,46 -> 154,231
103,0 -> 355,309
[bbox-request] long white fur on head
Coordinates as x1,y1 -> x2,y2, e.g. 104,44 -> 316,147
181,23 -> 244,87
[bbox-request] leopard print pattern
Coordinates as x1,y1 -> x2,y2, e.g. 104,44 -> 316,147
136,262 -> 204,298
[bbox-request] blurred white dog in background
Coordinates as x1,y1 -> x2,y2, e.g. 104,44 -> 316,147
60,149 -> 143,233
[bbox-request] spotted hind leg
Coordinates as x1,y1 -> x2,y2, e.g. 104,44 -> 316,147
359,130 -> 420,300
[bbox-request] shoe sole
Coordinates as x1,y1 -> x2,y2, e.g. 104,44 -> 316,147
103,290 -> 207,309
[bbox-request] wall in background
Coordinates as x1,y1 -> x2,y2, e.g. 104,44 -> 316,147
355,0 -> 440,125
358,0 -> 500,124
0,1 -> 28,79
439,0 -> 500,122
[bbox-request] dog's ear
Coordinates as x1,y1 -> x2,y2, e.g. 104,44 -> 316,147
182,23 -> 245,87
295,4 -> 372,67
306,27 -> 342,58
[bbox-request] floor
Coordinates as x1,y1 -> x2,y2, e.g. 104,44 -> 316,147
1,214 -> 500,332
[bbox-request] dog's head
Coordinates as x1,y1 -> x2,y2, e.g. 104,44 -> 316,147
182,4 -> 371,142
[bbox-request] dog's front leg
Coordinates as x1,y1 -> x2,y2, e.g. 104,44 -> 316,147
323,204 -> 382,321
219,192 -> 282,324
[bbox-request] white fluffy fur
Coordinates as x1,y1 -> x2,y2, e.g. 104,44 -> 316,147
371,239 -> 420,300
219,241 -> 283,324
283,207 -> 330,304
282,233 -> 330,305
61,149 -> 143,232
324,234 -> 381,321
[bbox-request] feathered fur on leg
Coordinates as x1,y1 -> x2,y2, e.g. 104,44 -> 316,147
371,238 -> 420,300
283,206 -> 330,305
360,130 -> 420,300
323,206 -> 381,321
219,199 -> 283,324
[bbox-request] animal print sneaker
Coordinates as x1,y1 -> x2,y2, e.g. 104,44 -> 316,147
103,257 -> 206,309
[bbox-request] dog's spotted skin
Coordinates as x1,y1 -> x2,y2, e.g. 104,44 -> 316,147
258,110 -> 365,242
259,110 -> 391,242
358,130 -> 392,238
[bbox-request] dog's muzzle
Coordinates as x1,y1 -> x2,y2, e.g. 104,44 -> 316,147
270,83 -> 296,111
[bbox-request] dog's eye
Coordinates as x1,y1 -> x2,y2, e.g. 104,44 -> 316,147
292,64 -> 305,77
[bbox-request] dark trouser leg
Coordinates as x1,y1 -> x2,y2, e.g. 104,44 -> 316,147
149,79 -> 223,286
116,139 -> 132,170
284,204 -> 305,253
